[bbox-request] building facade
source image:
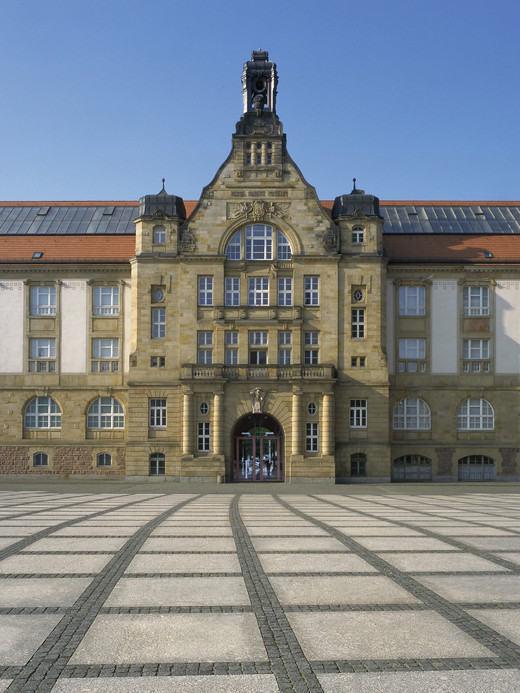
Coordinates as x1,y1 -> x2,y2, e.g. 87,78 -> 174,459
1,51 -> 520,483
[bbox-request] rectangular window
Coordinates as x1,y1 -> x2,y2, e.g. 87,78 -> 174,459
399,286 -> 426,316
225,277 -> 240,306
92,339 -> 119,372
350,400 -> 367,428
225,331 -> 239,365
463,338 -> 490,373
463,286 -> 489,316
198,277 -> 213,306
29,338 -> 56,373
249,331 -> 268,365
93,286 -> 119,315
351,356 -> 366,368
30,286 -> 56,315
150,356 -> 165,367
304,277 -> 319,306
149,398 -> 167,428
352,228 -> 364,244
197,332 -> 213,364
245,225 -> 272,260
248,277 -> 269,306
351,309 -> 365,338
278,331 -> 291,365
304,332 -> 319,365
198,422 -> 210,451
305,422 -> 319,452
278,277 -> 292,306
153,226 -> 166,244
398,338 -> 426,373
151,308 -> 166,338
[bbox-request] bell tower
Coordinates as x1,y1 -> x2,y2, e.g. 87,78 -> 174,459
241,50 -> 278,115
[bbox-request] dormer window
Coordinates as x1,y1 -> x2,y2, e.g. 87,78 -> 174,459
153,226 -> 166,244
352,226 -> 364,244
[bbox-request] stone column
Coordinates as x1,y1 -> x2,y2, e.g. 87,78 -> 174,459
213,391 -> 224,455
322,393 -> 334,456
292,388 -> 302,455
182,389 -> 193,455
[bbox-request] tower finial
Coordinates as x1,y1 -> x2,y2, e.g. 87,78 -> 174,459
351,177 -> 361,194
161,178 -> 166,192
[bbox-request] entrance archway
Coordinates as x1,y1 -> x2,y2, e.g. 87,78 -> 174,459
232,414 -> 284,482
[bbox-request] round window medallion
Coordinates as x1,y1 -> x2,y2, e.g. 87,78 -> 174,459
200,402 -> 209,415
308,402 -> 317,416
353,289 -> 363,302
153,288 -> 165,303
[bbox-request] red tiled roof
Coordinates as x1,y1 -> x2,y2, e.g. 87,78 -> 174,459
384,234 -> 520,264
0,235 -> 136,264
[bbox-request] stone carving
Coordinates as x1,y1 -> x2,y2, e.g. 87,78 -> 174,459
180,228 -> 197,253
321,228 -> 338,252
250,387 -> 265,414
229,200 -> 290,221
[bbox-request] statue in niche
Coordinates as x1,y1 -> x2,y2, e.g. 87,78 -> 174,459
250,387 -> 265,413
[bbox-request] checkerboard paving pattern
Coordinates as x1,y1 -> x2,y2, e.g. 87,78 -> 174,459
0,488 -> 519,691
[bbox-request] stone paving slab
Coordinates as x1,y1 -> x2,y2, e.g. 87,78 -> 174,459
0,577 -> 92,607
51,676 -> 280,692
0,553 -> 113,573
251,536 -> 346,552
0,614 -> 63,665
125,553 -> 242,573
318,670 -> 520,692
460,537 -> 520,550
140,537 -> 237,552
414,574 -> 520,602
257,551 -> 377,574
22,536 -> 129,552
379,551 -> 510,573
468,608 -> 520,646
150,527 -> 233,536
286,611 -> 494,660
104,577 -> 250,606
69,613 -> 267,664
354,537 -> 456,551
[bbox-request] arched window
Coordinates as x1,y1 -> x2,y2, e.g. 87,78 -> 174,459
393,398 -> 431,430
393,455 -> 432,481
24,397 -> 61,429
351,453 -> 366,477
33,452 -> 48,467
457,398 -> 494,430
97,453 -> 112,467
150,452 -> 165,476
225,225 -> 291,261
87,398 -> 124,429
458,455 -> 494,481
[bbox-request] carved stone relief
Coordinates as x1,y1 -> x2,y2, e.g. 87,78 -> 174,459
228,200 -> 290,222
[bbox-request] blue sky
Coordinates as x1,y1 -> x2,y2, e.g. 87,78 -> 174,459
1,0 -> 519,202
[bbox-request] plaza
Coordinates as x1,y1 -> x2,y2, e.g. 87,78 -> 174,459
0,482 -> 519,691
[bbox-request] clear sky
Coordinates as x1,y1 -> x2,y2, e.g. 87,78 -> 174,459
1,0 -> 519,202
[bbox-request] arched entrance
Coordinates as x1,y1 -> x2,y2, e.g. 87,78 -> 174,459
232,414 -> 284,482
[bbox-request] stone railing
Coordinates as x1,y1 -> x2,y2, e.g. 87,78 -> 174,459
181,364 -> 335,381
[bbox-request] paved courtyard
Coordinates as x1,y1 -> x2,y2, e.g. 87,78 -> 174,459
0,482 -> 520,692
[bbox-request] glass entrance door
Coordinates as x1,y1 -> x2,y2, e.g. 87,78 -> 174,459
233,415 -> 283,481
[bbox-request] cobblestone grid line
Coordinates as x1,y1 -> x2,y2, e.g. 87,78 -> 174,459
3,494 -> 202,693
275,494 -> 520,670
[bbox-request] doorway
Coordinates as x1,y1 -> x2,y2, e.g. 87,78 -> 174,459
232,414 -> 284,482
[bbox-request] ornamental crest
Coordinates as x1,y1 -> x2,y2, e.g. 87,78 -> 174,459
180,228 -> 197,253
229,200 -> 290,222
321,228 -> 338,252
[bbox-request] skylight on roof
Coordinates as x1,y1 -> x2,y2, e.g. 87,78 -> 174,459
103,206 -> 115,215
32,251 -> 43,259
37,207 -> 50,216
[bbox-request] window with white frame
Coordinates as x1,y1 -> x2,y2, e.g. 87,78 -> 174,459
149,452 -> 165,475
197,332 -> 213,364
399,286 -> 426,316
93,286 -> 119,315
350,400 -> 367,428
30,285 -> 56,315
246,224 -> 272,260
351,309 -> 365,338
153,226 -> 166,244
393,397 -> 431,430
398,338 -> 427,373
278,331 -> 291,365
463,339 -> 490,373
226,231 -> 242,260
29,338 -> 56,373
97,452 -> 112,467
25,397 -> 61,429
352,226 -> 364,244
305,422 -> 319,452
92,339 -> 119,372
304,277 -> 319,306
225,277 -> 240,306
276,231 -> 292,260
463,286 -> 489,316
303,332 -> 319,365
248,277 -> 269,306
225,331 -> 238,365
351,453 -> 367,476
33,452 -> 48,467
198,422 -> 211,451
249,331 -> 268,365
457,398 -> 494,430
198,277 -> 213,306
149,398 -> 167,428
87,397 -> 124,429
151,308 -> 165,339
278,277 -> 292,306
